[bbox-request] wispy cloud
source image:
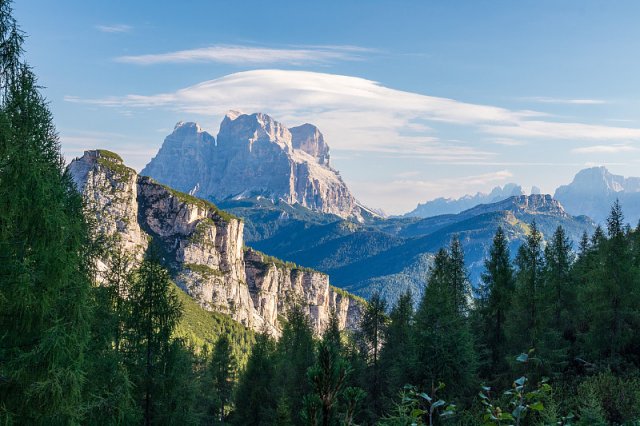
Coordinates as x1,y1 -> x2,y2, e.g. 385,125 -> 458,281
96,24 -> 132,33
572,144 -> 639,154
115,45 -> 373,65
491,138 -> 527,147
65,69 -> 640,164
523,96 -> 607,105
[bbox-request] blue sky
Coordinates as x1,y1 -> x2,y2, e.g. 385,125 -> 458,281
14,1 -> 640,214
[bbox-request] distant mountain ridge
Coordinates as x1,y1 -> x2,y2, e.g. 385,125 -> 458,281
142,111 -> 375,221
554,166 -> 640,224
405,183 -> 525,218
246,194 -> 595,304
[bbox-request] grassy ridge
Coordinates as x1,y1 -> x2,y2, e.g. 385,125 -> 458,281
172,283 -> 254,366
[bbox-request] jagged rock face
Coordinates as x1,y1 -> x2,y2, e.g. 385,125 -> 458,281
290,123 -> 330,166
68,150 -> 147,256
142,112 -> 364,219
142,122 -> 215,195
70,150 -> 363,336
244,249 -> 360,333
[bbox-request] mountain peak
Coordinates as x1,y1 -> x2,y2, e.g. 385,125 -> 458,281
290,123 -> 330,166
173,121 -> 202,133
554,166 -> 640,223
144,111 -> 367,219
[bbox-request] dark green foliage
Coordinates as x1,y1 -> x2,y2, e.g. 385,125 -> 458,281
82,243 -> 139,425
232,332 -> 277,425
475,227 -> 515,383
123,255 -> 184,425
413,240 -> 477,401
204,334 -> 237,423
576,372 -> 640,424
508,221 -> 545,355
580,203 -> 640,368
0,2 -> 93,423
359,292 -> 388,419
379,291 -> 415,408
539,226 -> 576,375
274,303 -> 317,424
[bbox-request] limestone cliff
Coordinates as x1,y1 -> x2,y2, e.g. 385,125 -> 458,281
69,150 -> 363,335
142,112 -> 371,220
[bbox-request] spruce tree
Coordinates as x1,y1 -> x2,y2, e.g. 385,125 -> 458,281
413,244 -> 476,399
476,226 -> 515,382
585,201 -> 639,366
539,226 -> 575,374
206,334 -> 237,423
0,2 -> 93,423
358,291 -> 388,419
507,221 -> 545,354
307,314 -> 351,426
233,332 -> 277,425
379,290 -> 415,404
273,303 -> 316,424
123,255 -> 183,426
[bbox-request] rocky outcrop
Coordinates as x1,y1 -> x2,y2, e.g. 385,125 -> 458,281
70,150 -> 363,335
142,111 -> 370,220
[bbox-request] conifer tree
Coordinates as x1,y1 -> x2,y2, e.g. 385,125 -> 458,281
123,255 -> 183,426
508,221 -> 545,354
0,2 -> 94,423
414,244 -> 476,398
585,201 -> 639,365
206,334 -> 237,423
476,226 -> 515,382
379,290 -> 415,405
274,303 -> 316,424
233,332 -> 277,425
307,314 -> 351,426
359,291 -> 388,418
540,226 -> 575,374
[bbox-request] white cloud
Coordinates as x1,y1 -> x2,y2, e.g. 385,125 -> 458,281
482,120 -> 640,140
572,144 -> 639,154
96,24 -> 132,33
67,69 -> 640,143
491,138 -> 527,146
65,69 -> 640,175
115,45 -> 373,65
523,96 -> 607,105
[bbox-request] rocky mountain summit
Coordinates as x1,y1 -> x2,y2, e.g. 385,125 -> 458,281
69,150 -> 363,336
142,111 -> 372,220
555,166 -> 640,224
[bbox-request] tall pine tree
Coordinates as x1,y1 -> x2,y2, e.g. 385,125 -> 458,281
414,242 -> 476,399
475,226 -> 515,383
123,254 -> 183,426
0,2 -> 94,423
508,221 -> 545,355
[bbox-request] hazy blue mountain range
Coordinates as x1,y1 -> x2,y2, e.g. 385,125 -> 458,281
404,183 -> 525,218
244,195 -> 594,304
